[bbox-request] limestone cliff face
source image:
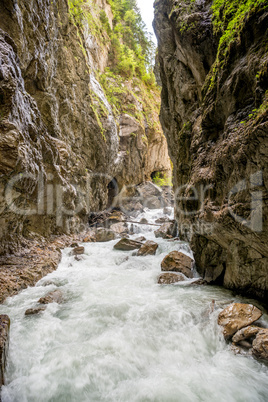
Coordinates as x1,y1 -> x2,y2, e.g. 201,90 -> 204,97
0,0 -> 170,254
154,0 -> 268,302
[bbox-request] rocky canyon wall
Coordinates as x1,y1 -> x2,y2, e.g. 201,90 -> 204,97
154,0 -> 268,302
0,0 -> 170,254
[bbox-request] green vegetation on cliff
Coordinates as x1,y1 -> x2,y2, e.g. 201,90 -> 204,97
69,0 -> 155,83
68,0 -> 161,134
212,0 -> 268,56
107,0 -> 155,81
207,0 -> 268,92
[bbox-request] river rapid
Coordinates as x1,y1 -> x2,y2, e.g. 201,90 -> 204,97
1,209 -> 268,402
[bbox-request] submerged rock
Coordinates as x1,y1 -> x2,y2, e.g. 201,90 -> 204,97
218,303 -> 262,340
189,279 -> 208,286
154,221 -> 177,239
0,315 -> 10,385
137,241 -> 158,256
230,343 -> 252,356
72,246 -> 85,256
158,273 -> 185,285
25,306 -> 46,316
161,251 -> 194,278
252,329 -> 268,361
114,238 -> 142,251
135,236 -> 146,242
38,290 -> 63,305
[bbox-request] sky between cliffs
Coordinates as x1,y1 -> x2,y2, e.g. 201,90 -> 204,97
136,0 -> 156,42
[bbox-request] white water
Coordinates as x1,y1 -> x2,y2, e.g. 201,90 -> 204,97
1,209 -> 268,402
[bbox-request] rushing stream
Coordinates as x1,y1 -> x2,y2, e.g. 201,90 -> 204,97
1,209 -> 268,402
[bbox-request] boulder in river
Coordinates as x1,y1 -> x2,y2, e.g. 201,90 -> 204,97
218,303 -> 262,340
114,238 -> 142,251
158,273 -> 185,285
139,218 -> 148,224
137,241 -> 158,256
232,325 -> 261,344
0,315 -> 10,385
154,221 -> 177,239
161,251 -> 194,278
25,306 -> 47,316
72,246 -> 85,255
95,228 -> 116,242
38,289 -> 63,304
252,329 -> 268,361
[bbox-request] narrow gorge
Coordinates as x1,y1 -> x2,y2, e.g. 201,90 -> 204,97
0,0 -> 267,400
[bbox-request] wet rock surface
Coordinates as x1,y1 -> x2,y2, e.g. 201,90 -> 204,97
252,329 -> 268,361
232,326 -> 261,344
154,221 -> 177,239
25,306 -> 47,316
95,228 -> 116,242
0,314 -> 10,385
137,241 -> 158,256
161,251 -> 194,278
158,272 -> 185,285
72,247 -> 85,256
114,238 -> 142,251
218,303 -> 263,340
217,302 -> 268,361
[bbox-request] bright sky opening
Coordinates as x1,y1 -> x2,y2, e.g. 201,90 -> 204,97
136,0 -> 156,42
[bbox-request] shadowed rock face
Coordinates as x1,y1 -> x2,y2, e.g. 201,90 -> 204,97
154,0 -> 268,303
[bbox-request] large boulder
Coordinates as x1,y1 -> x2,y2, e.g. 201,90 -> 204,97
154,221 -> 177,239
218,303 -> 263,340
95,228 -> 116,242
114,238 -> 142,251
161,251 -> 194,278
158,273 -> 185,284
252,329 -> 268,361
137,241 -> 158,256
38,290 -> 63,305
0,315 -> 10,385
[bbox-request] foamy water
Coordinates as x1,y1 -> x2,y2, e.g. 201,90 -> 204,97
1,209 -> 268,402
